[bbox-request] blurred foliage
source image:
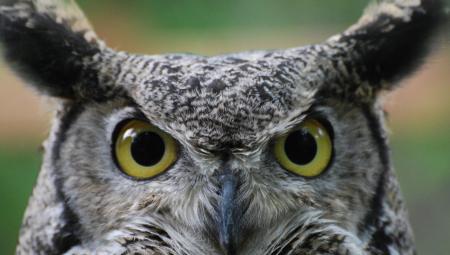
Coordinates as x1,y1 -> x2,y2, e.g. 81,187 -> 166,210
392,132 -> 450,255
0,145 -> 40,254
78,0 -> 367,32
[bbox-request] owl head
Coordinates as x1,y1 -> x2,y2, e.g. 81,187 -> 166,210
1,0 -> 447,254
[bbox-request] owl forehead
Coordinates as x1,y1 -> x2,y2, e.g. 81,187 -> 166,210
128,50 -> 320,150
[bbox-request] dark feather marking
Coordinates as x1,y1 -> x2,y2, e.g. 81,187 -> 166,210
49,104 -> 85,254
359,105 -> 392,253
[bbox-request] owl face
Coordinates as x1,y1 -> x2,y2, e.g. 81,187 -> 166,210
54,59 -> 383,254
2,0 -> 446,254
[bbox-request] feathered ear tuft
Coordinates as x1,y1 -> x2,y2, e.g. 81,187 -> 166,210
319,0 -> 448,100
0,0 -> 103,99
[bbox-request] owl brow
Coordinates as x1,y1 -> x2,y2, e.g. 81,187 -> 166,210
127,109 -> 149,122
113,101 -> 155,124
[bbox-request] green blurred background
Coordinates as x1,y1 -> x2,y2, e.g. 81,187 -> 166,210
0,0 -> 449,254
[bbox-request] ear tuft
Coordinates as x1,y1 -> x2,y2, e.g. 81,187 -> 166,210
0,1 -> 102,98
347,0 -> 448,86
320,0 -> 448,100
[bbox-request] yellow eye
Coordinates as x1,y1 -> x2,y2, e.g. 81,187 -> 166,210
274,119 -> 333,177
113,119 -> 177,180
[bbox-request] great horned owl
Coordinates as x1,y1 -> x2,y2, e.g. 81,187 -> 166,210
0,0 -> 447,254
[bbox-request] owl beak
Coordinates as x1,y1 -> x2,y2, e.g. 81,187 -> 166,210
218,170 -> 239,255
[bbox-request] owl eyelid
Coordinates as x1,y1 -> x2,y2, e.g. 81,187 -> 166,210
108,108 -> 153,139
308,115 -> 335,141
282,110 -> 335,140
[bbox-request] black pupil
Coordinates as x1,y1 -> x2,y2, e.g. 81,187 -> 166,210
284,129 -> 317,165
130,132 -> 165,166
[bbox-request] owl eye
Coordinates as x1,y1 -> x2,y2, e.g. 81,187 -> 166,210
113,119 -> 177,180
274,118 -> 333,177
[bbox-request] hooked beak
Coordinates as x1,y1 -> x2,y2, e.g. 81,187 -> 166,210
218,170 -> 239,255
